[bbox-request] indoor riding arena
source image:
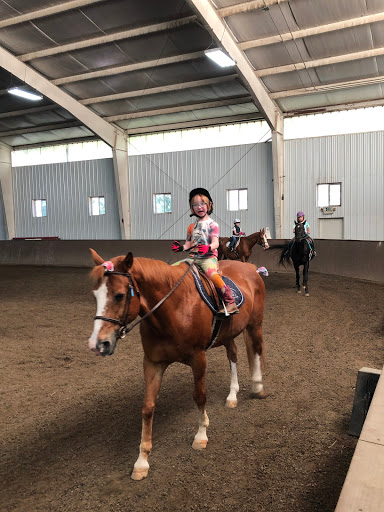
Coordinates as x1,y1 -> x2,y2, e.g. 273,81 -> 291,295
1,1 -> 384,512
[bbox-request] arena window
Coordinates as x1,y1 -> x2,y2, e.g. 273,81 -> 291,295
153,193 -> 172,214
32,199 -> 47,217
89,196 -> 105,216
227,188 -> 248,211
317,183 -> 341,207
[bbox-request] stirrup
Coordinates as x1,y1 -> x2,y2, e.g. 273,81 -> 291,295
217,303 -> 239,317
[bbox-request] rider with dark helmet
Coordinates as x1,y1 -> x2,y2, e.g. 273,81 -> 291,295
294,211 -> 316,257
229,218 -> 245,252
171,187 -> 239,315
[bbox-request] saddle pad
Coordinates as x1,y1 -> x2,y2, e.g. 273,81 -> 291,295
192,272 -> 245,314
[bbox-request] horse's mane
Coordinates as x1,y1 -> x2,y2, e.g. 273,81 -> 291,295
133,257 -> 190,288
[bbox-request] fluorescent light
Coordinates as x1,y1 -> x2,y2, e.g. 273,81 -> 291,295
8,87 -> 43,101
204,48 -> 236,67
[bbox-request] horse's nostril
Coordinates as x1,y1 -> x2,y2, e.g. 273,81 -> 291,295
96,340 -> 111,354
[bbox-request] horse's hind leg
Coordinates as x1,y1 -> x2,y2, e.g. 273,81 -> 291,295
131,357 -> 167,481
190,351 -> 209,450
224,339 -> 239,408
245,326 -> 268,399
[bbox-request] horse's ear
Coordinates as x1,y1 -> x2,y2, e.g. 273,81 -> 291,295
122,252 -> 134,271
90,248 -> 104,266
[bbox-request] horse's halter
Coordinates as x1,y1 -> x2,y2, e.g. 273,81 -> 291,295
94,270 -> 140,340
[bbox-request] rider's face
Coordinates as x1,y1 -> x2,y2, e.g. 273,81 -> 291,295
192,196 -> 208,217
297,216 -> 304,222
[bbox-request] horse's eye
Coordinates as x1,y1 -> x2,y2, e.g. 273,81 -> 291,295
115,293 -> 125,302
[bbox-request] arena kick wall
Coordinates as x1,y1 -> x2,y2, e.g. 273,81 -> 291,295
0,239 -> 383,283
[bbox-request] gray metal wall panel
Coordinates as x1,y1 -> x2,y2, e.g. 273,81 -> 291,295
284,132 -> 384,241
0,182 -> 6,239
13,159 -> 121,240
129,142 -> 274,240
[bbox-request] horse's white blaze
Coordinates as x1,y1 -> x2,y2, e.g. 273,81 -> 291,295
227,361 -> 239,403
251,353 -> 264,394
263,234 -> 269,249
194,410 -> 209,443
88,280 -> 108,350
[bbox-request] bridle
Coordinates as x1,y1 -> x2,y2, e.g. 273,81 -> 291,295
94,262 -> 193,340
94,270 -> 140,339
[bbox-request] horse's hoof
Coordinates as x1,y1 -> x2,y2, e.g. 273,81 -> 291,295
192,439 -> 208,450
305,292 -> 309,297
297,290 -> 301,294
226,399 -> 238,408
131,467 -> 149,481
250,389 -> 269,399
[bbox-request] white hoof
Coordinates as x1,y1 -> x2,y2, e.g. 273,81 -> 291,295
297,289 -> 301,294
226,399 -> 238,408
192,439 -> 207,450
305,292 -> 309,297
250,389 -> 269,399
131,467 -> 149,481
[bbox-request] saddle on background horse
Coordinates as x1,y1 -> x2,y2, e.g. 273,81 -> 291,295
225,234 -> 245,257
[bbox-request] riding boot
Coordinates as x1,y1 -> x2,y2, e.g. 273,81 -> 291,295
217,285 -> 239,316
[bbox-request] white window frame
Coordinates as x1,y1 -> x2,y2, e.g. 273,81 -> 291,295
226,188 -> 248,211
317,182 -> 341,207
89,196 -> 105,216
153,193 -> 172,214
32,199 -> 47,218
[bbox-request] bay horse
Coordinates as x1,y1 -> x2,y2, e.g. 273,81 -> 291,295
273,222 -> 313,296
218,229 -> 269,262
88,249 -> 267,481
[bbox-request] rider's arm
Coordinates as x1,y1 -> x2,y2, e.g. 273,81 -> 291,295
210,235 -> 219,251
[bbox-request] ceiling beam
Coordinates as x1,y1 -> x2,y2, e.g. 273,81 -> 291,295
189,0 -> 280,130
270,75 -> 384,99
285,97 -> 384,117
240,12 -> 384,50
255,46 -> 384,77
20,16 -> 197,61
0,0 -> 106,29
51,51 -> 205,85
126,113 -> 264,135
0,45 -> 120,147
0,105 -> 62,118
80,74 -> 239,104
217,0 -> 289,18
104,97 -> 254,122
0,121 -> 82,137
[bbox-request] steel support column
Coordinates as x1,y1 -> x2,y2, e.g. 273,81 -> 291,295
272,114 -> 284,238
0,143 -> 15,239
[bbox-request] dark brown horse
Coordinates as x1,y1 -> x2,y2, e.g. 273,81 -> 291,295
88,249 -> 267,481
218,229 -> 270,262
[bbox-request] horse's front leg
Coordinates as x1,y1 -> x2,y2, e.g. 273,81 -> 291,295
294,263 -> 301,293
303,261 -> 309,296
190,351 -> 209,450
225,339 -> 239,408
131,357 -> 167,481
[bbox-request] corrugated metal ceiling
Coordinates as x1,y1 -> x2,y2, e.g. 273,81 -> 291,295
0,0 -> 383,148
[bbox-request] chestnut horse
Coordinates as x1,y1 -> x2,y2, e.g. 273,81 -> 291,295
88,249 -> 267,481
218,229 -> 269,262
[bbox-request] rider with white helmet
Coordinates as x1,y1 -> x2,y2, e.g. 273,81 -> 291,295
229,219 -> 245,252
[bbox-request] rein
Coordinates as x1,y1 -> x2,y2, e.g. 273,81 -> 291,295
94,262 -> 194,340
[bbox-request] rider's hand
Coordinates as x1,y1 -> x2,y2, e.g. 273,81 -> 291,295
171,241 -> 184,253
240,232 -> 245,236
197,244 -> 210,255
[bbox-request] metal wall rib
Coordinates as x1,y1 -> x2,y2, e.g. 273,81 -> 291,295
284,131 -> 384,241
13,158 -> 121,240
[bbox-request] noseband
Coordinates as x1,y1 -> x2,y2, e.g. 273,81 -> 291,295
94,270 -> 140,339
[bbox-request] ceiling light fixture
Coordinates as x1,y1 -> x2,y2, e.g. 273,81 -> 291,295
8,87 -> 43,101
204,48 -> 235,68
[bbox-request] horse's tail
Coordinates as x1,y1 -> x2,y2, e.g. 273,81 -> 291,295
269,242 -> 292,267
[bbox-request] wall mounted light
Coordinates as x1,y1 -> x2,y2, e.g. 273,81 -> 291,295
204,48 -> 235,68
8,87 -> 43,101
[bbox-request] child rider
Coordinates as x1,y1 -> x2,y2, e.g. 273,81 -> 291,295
171,187 -> 239,315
